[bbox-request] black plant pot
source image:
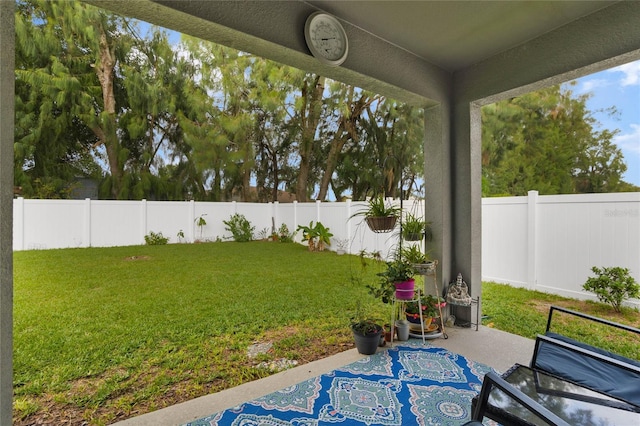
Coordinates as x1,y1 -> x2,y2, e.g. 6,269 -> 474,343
352,329 -> 383,355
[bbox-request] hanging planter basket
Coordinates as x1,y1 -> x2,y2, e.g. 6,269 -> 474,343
365,216 -> 397,233
404,232 -> 422,241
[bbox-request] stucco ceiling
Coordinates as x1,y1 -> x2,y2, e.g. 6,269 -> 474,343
306,0 -> 617,72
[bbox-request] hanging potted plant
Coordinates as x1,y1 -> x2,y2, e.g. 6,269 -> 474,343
351,195 -> 401,233
401,213 -> 432,242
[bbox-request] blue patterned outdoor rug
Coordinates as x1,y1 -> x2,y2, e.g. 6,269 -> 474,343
186,342 -> 496,426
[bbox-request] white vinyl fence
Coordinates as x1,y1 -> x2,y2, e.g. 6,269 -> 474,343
13,198 -> 424,261
482,191 -> 640,308
13,192 -> 640,307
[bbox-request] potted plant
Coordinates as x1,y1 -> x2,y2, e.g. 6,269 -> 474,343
402,213 -> 431,241
400,245 -> 436,275
377,259 -> 416,300
351,195 -> 402,233
350,306 -> 383,355
404,293 -> 438,329
335,238 -> 349,255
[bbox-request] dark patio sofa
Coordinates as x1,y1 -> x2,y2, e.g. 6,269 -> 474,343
470,305 -> 640,424
530,305 -> 640,408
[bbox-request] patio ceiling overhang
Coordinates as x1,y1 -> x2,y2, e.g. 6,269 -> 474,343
1,1 -> 640,423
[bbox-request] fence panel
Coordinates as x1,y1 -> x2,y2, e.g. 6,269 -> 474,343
535,193 -> 640,300
13,193 -> 640,307
481,197 -> 528,287
90,201 -> 143,247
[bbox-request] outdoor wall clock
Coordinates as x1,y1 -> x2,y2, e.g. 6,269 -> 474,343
304,11 -> 349,66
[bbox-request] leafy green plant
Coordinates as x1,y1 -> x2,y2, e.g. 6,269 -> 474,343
367,259 -> 416,304
176,229 -> 185,243
296,221 -> 333,251
350,303 -> 383,336
356,195 -> 402,218
144,231 -> 169,245
351,318 -> 383,336
194,214 -> 207,240
402,213 -> 424,240
223,213 -> 255,242
378,259 -> 415,284
583,266 -> 640,312
277,223 -> 294,243
256,227 -> 269,240
400,245 -> 429,264
350,195 -> 402,233
404,293 -> 439,319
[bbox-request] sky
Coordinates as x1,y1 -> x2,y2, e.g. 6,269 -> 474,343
571,60 -> 640,187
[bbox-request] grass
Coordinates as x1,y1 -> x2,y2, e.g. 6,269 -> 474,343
482,281 -> 640,360
13,242 -> 384,425
13,244 -> 640,424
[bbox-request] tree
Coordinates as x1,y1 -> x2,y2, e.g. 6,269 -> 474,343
482,85 -> 633,196
14,0 -> 104,197
15,2 -> 426,202
315,83 -> 380,201
335,98 -> 424,200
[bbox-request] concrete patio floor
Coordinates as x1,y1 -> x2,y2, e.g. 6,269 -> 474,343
113,325 -> 535,426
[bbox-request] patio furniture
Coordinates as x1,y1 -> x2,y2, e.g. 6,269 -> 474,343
471,364 -> 640,425
531,306 -> 640,408
467,370 -> 570,426
471,306 -> 640,425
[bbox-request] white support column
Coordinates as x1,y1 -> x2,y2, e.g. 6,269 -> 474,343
14,197 -> 24,251
527,190 -> 539,290
84,198 -> 92,248
0,1 -> 15,422
315,199 -> 321,223
293,201 -> 298,242
273,201 -> 279,232
346,199 -> 352,254
140,199 -> 147,245
189,200 -> 196,243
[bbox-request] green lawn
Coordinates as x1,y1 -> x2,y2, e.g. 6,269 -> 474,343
13,242 -> 384,424
13,244 -> 640,424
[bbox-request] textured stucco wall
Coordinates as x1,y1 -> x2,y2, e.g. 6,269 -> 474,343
0,1 -> 14,423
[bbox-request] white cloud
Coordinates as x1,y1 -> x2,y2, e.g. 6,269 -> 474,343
608,60 -> 640,86
579,78 -> 610,93
614,123 -> 640,156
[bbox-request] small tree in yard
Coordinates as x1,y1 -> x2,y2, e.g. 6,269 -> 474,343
223,213 -> 255,242
583,266 -> 640,313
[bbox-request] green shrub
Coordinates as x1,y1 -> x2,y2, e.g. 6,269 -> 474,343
278,223 -> 294,243
223,213 -> 255,242
144,231 -> 169,245
583,266 -> 640,312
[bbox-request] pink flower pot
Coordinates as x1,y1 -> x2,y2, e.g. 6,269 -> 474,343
394,278 -> 415,300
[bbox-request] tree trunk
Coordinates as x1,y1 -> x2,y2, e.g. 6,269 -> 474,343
295,75 -> 325,202
93,26 -> 122,198
317,92 -> 378,201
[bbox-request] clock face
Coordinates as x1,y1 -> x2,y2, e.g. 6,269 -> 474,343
304,12 -> 348,66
